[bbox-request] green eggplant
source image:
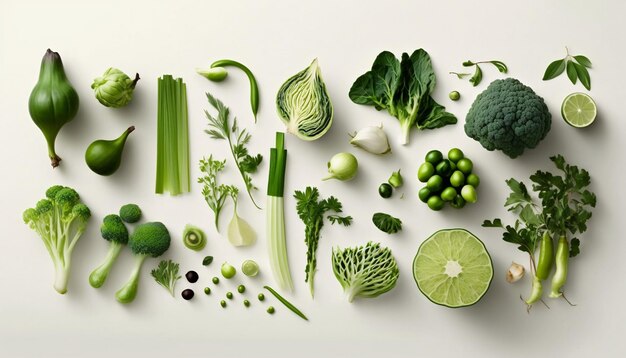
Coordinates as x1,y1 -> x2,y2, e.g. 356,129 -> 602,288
28,49 -> 80,168
85,126 -> 135,176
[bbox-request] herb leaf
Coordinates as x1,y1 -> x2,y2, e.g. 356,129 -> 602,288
204,92 -> 263,209
198,156 -> 238,230
566,60 -> 578,84
542,59 -> 566,80
469,65 -> 483,86
151,260 -> 182,297
574,55 -> 592,68
490,60 -> 508,73
482,219 -> 503,228
573,62 -> 591,90
372,212 -> 402,234
202,256 -> 214,266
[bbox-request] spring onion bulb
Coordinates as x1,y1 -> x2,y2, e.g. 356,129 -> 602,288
267,132 -> 294,291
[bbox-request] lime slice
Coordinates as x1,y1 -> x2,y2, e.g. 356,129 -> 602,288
413,229 -> 493,308
241,260 -> 259,277
561,92 -> 597,128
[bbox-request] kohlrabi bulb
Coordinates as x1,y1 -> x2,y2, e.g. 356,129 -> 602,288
91,68 -> 140,108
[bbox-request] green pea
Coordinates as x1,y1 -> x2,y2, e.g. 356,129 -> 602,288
456,158 -> 473,174
203,287 -> 211,295
226,292 -> 234,299
466,173 -> 480,188
450,170 -> 465,187
425,150 -> 443,164
440,187 -> 457,202
243,299 -> 251,307
461,185 -> 478,203
417,162 -> 435,182
448,148 -> 464,163
450,194 -> 466,209
418,187 -> 431,203
426,175 -> 444,192
449,91 -> 460,101
212,277 -> 220,284
258,293 -> 265,301
427,196 -> 445,211
220,300 -> 227,308
267,306 -> 275,314
378,183 -> 393,198
237,285 -> 246,293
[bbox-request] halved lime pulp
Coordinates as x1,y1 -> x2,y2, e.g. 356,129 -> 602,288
561,92 -> 597,128
413,229 -> 493,308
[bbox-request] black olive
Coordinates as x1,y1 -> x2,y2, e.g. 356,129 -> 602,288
181,289 -> 194,300
378,183 -> 393,198
186,270 -> 199,283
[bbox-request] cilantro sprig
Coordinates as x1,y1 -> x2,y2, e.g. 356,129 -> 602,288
294,187 -> 353,297
204,92 -> 263,209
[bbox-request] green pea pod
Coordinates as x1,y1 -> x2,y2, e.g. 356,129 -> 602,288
549,236 -> 569,298
210,59 -> 259,122
535,231 -> 554,281
524,275 -> 543,308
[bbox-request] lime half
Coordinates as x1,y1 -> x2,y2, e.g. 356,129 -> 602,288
413,229 -> 493,308
561,93 -> 597,128
241,260 -> 259,277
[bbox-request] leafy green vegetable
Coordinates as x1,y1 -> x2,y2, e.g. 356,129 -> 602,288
23,185 -> 91,294
91,68 -> 139,108
204,92 -> 263,209
294,187 -> 353,297
151,259 -> 181,297
277,59 -> 333,141
450,60 -> 508,87
331,242 -> 399,302
372,212 -> 402,234
542,47 -> 592,90
198,156 -> 238,230
156,75 -> 190,195
349,49 -> 457,145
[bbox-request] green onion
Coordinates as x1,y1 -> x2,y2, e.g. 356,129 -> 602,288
267,132 -> 293,291
155,75 -> 190,195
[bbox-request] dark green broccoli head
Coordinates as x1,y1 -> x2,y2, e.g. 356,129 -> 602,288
129,222 -> 170,257
464,78 -> 551,158
101,214 -> 128,244
119,204 -> 142,223
45,185 -> 65,200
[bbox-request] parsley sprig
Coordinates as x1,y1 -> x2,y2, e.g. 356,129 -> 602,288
294,187 -> 353,297
204,92 -> 263,209
198,156 -> 238,230
484,155 -> 596,263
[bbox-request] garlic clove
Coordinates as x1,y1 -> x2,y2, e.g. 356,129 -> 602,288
349,125 -> 391,155
506,262 -> 525,283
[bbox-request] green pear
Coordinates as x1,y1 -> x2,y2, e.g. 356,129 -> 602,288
85,126 -> 134,176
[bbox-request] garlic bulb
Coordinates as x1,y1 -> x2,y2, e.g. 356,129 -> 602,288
349,125 -> 391,155
506,262 -> 525,283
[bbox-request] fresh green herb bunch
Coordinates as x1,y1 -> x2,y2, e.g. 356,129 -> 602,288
151,259 -> 182,297
483,155 -> 596,310
294,187 -> 353,297
198,156 -> 238,230
543,47 -> 592,90
203,92 -> 263,209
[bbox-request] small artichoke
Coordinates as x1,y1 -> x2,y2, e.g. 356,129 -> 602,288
92,68 -> 140,108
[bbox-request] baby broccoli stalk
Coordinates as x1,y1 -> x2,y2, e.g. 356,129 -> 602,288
115,222 -> 170,303
89,215 -> 128,288
22,185 -> 91,294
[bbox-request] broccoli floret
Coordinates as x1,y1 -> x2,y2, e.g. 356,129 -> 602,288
23,185 -> 91,294
464,78 -> 552,158
89,214 -> 129,288
119,203 -> 142,223
116,222 -> 171,303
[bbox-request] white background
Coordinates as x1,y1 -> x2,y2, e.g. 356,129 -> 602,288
1,1 -> 624,357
